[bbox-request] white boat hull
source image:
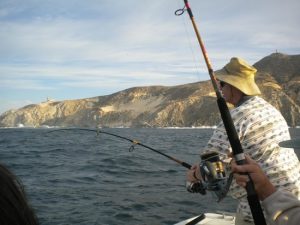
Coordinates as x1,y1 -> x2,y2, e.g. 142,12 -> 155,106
174,212 -> 235,225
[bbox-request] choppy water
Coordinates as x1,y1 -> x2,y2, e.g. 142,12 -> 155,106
1,128 -> 299,225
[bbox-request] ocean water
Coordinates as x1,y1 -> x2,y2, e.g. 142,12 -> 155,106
0,128 -> 299,225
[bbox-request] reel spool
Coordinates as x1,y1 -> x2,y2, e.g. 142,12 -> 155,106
187,151 -> 232,201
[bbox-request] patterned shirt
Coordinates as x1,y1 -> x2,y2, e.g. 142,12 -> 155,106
203,96 -> 300,221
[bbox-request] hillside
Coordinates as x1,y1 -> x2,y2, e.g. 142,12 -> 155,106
1,53 -> 300,128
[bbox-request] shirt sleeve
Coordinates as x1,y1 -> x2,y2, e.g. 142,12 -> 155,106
262,190 -> 300,225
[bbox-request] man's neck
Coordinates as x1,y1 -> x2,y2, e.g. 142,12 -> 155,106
235,95 -> 254,107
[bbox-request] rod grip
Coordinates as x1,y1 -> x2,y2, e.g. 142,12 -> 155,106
217,97 -> 244,155
247,192 -> 267,225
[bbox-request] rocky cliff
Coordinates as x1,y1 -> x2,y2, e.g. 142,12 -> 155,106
1,53 -> 300,128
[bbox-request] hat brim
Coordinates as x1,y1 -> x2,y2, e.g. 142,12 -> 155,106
215,68 -> 261,96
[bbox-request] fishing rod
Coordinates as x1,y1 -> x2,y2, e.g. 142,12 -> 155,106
49,128 -> 233,201
48,128 -> 232,201
175,1 -> 267,224
48,128 -> 192,169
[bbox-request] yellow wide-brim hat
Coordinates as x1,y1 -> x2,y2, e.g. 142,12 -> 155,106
215,57 -> 261,96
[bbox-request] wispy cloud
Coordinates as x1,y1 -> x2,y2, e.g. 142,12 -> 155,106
0,79 -> 56,90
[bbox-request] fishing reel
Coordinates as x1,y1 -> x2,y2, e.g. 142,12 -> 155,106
186,151 -> 232,202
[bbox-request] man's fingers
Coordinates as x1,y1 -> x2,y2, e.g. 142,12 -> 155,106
191,165 -> 198,170
233,173 -> 249,182
232,163 -> 259,174
245,154 -> 257,164
186,165 -> 200,182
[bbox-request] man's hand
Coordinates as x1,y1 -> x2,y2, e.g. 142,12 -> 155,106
186,164 -> 202,182
231,155 -> 276,200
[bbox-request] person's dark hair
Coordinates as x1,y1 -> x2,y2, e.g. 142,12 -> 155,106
0,163 -> 39,225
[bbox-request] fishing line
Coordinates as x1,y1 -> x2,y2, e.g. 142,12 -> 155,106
175,0 -> 202,79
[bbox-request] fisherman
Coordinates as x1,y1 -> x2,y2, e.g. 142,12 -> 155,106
186,57 -> 300,225
231,147 -> 300,225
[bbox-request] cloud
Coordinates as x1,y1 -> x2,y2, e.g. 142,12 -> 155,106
0,79 -> 56,90
0,0 -> 299,114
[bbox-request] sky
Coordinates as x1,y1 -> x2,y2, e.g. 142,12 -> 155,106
0,0 -> 300,114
